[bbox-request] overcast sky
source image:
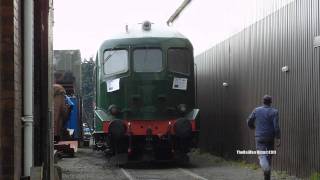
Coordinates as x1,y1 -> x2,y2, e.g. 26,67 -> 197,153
53,0 -> 294,59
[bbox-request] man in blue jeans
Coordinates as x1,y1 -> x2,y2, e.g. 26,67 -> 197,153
247,95 -> 281,180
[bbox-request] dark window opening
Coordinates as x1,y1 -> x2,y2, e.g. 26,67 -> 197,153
168,48 -> 192,75
133,49 -> 162,72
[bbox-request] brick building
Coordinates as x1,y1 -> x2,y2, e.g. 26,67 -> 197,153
0,0 -> 53,179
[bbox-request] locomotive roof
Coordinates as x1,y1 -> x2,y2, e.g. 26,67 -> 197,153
110,23 -> 187,39
98,23 -> 191,50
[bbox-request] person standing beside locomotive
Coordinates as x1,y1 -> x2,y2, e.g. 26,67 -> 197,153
247,95 -> 281,180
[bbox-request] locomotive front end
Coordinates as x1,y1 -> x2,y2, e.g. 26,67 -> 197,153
93,22 -> 199,162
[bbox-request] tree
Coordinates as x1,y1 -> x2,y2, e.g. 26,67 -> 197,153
81,57 -> 95,128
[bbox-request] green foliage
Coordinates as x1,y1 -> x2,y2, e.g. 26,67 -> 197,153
273,171 -> 291,179
236,161 -> 259,170
311,172 -> 320,180
189,149 -> 226,165
81,57 -> 95,128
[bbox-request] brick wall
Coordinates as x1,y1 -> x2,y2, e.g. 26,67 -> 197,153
0,0 -> 22,179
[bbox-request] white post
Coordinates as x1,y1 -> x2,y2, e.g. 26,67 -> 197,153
23,0 -> 34,176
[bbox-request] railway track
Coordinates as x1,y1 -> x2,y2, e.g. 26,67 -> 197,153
120,167 -> 208,180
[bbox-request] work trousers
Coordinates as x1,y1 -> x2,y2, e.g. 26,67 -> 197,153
255,137 -> 274,173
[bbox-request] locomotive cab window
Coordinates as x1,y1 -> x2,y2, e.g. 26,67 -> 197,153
168,48 -> 192,75
133,49 -> 162,72
103,49 -> 128,76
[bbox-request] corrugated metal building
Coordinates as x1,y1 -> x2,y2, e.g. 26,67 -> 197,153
195,0 -> 320,177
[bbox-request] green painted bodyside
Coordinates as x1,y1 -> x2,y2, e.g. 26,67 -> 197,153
94,37 -> 195,131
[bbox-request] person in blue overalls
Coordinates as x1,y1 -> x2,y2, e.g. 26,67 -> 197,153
247,95 -> 281,180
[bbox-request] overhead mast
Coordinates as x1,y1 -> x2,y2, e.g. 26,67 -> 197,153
167,0 -> 192,26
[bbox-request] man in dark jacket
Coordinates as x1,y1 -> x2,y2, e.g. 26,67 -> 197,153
247,95 -> 281,180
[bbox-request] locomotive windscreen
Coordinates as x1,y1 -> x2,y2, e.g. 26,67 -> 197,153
103,49 -> 128,76
168,48 -> 192,75
133,49 -> 162,72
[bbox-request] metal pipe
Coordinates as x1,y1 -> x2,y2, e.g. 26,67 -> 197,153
166,0 -> 192,26
23,0 -> 34,176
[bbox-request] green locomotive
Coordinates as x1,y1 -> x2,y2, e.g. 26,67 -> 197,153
93,21 -> 199,162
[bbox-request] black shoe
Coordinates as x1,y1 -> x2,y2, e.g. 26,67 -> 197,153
264,171 -> 271,180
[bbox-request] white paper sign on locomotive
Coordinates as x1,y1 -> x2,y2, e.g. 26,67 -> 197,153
107,78 -> 120,92
172,77 -> 188,90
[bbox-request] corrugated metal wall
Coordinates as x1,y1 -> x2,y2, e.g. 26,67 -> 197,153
196,0 -> 320,177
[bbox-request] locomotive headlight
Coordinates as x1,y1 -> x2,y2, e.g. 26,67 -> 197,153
142,20 -> 152,31
177,104 -> 187,113
111,107 -> 119,115
108,104 -> 120,115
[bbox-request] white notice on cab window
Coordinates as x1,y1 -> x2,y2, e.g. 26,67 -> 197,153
172,77 -> 188,90
107,78 -> 120,92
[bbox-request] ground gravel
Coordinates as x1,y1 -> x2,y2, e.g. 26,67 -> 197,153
58,148 -> 301,180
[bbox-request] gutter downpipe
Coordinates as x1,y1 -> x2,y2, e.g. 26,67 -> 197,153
22,0 -> 34,177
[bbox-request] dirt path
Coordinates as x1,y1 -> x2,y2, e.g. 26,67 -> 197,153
58,148 -> 301,180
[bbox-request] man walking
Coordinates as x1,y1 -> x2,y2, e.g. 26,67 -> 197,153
247,95 -> 281,180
